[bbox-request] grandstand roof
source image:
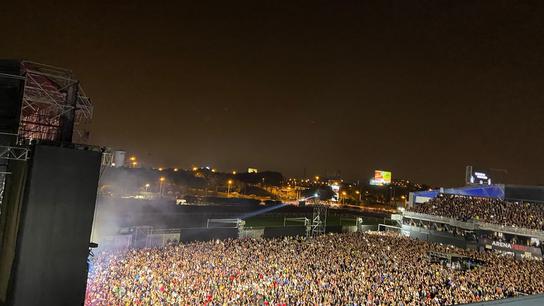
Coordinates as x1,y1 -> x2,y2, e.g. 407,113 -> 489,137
411,185 -> 505,203
411,184 -> 544,205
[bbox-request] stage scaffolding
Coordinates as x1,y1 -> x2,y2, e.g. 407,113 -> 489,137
0,60 -> 94,207
311,204 -> 328,237
18,61 -> 93,143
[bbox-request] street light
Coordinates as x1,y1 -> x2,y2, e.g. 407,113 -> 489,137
159,177 -> 165,197
145,183 -> 150,192
341,191 -> 347,204
227,180 -> 233,197
355,190 -> 361,202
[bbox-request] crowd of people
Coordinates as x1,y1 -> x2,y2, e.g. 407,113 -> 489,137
86,232 -> 544,305
410,194 -> 544,231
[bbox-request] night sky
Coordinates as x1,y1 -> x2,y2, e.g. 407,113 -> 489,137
2,1 -> 544,186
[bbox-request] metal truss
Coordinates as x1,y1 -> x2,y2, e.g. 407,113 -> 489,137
0,145 -> 28,206
311,204 -> 328,237
0,146 -> 29,161
18,61 -> 93,142
0,173 -> 6,212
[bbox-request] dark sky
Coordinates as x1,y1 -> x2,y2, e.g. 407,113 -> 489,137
2,1 -> 544,186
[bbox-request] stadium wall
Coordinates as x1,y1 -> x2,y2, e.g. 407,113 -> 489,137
401,225 -> 473,249
179,228 -> 239,242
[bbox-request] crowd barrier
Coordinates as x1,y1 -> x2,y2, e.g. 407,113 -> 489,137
99,224 -> 377,249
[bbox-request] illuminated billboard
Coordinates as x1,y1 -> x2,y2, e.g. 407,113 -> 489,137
330,183 -> 340,202
466,166 -> 492,185
370,170 -> 392,186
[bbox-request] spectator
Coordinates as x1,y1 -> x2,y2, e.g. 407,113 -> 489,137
410,194 -> 544,231
86,232 -> 544,305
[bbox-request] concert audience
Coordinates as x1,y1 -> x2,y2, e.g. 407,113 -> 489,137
86,232 -> 544,305
410,194 -> 544,231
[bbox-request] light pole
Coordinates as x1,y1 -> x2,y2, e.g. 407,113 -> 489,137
227,180 -> 233,197
159,177 -> 165,198
355,190 -> 361,202
145,183 -> 150,192
129,156 -> 136,168
341,191 -> 347,205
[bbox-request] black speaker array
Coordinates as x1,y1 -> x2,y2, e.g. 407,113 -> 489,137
0,60 -> 24,146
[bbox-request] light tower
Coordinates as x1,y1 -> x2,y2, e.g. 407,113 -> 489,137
311,193 -> 327,237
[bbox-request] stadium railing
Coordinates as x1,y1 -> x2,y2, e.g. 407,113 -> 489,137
403,211 -> 478,230
477,221 -> 544,241
403,211 -> 544,240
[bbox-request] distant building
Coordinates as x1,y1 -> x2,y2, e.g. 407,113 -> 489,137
248,168 -> 258,173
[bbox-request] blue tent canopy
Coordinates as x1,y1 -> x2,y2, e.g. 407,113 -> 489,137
412,185 -> 505,204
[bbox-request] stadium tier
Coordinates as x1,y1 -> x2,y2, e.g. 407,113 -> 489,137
403,192 -> 544,259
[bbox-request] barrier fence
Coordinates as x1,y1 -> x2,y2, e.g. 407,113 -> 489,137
98,223 -> 375,249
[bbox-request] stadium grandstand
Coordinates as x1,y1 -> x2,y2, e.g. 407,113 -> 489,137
402,183 -> 544,259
